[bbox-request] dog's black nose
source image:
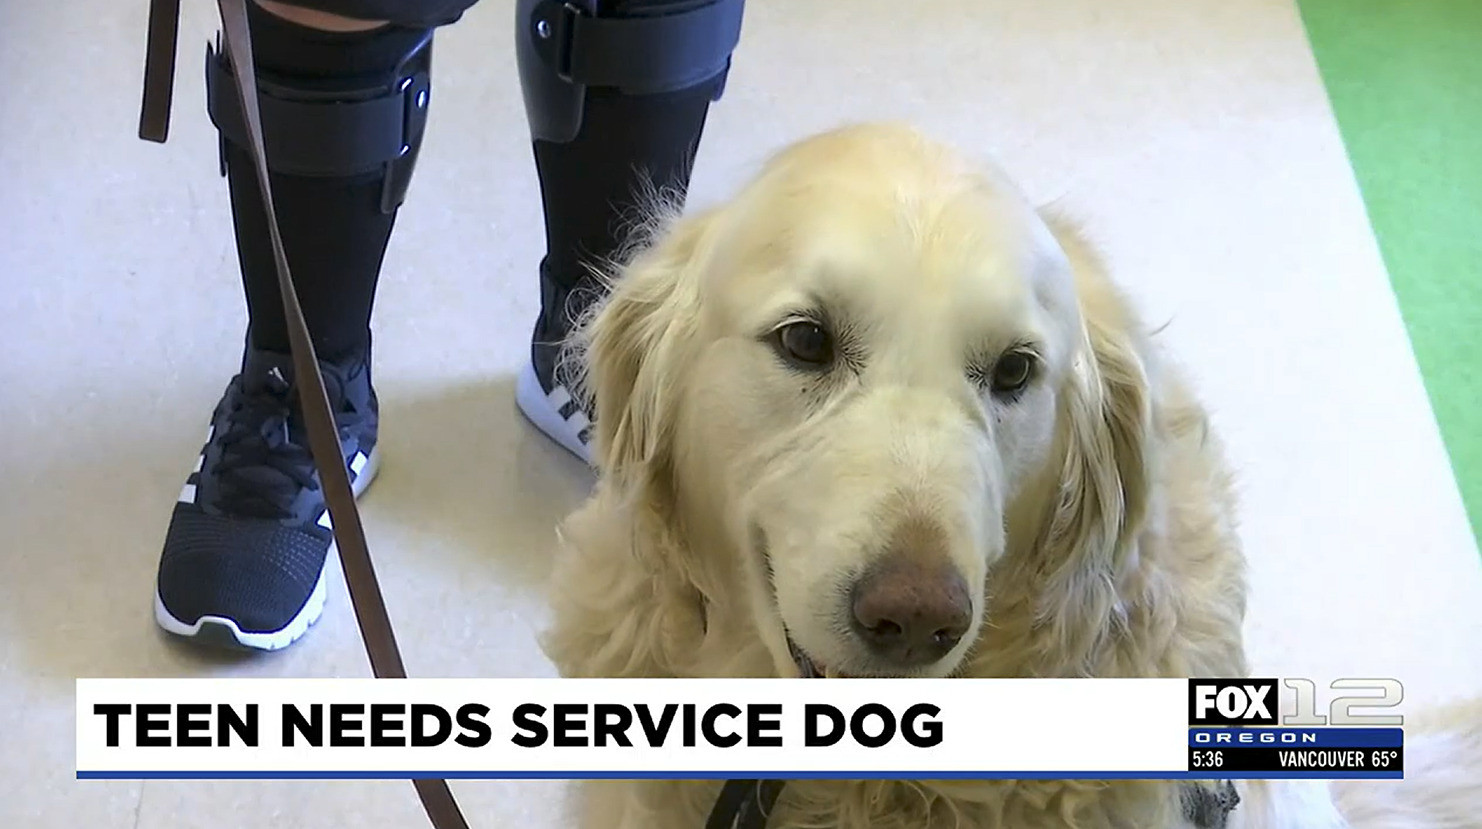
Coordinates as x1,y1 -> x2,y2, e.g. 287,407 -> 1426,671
851,553 -> 971,668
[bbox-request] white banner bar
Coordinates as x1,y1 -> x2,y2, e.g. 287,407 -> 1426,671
77,678 -> 1188,778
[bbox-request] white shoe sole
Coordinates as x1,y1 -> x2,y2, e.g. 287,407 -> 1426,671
153,447 -> 382,652
515,360 -> 594,466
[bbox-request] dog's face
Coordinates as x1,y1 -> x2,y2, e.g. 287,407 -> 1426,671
581,124 -> 1145,680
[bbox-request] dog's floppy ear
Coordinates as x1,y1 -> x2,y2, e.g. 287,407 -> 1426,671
574,207 -> 717,485
543,208 -> 723,680
1038,217 -> 1155,620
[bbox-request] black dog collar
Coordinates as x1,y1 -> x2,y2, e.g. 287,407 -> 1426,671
706,779 -> 787,829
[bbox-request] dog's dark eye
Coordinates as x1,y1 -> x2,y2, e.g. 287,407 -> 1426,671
774,320 -> 835,369
990,351 -> 1035,396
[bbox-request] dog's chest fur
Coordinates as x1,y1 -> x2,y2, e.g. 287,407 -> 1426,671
587,777 -> 1238,829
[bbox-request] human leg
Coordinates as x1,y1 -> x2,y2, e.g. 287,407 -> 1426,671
512,0 -> 745,462
154,0 -> 473,650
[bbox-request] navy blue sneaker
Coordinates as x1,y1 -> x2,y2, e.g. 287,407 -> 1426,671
154,346 -> 380,651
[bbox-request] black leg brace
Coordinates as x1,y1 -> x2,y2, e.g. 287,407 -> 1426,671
515,0 -> 745,379
207,3 -> 435,361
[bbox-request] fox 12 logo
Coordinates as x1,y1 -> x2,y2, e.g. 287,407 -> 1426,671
1188,678 -> 1405,726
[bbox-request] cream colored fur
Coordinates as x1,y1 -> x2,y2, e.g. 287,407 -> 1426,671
540,123 -> 1482,829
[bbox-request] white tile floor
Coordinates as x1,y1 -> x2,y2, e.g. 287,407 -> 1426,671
2,0 -> 1479,826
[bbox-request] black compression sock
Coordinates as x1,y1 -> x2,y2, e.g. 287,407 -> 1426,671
224,3 -> 432,363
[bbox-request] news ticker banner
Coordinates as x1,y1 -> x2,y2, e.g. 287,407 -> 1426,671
75,677 -> 1404,780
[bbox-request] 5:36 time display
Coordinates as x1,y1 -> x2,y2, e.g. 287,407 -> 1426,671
1189,749 -> 1225,769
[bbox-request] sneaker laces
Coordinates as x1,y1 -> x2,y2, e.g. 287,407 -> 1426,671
212,352 -> 369,522
212,370 -> 323,520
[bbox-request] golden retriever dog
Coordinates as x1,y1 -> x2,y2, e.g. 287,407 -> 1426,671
541,123 -> 1482,828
